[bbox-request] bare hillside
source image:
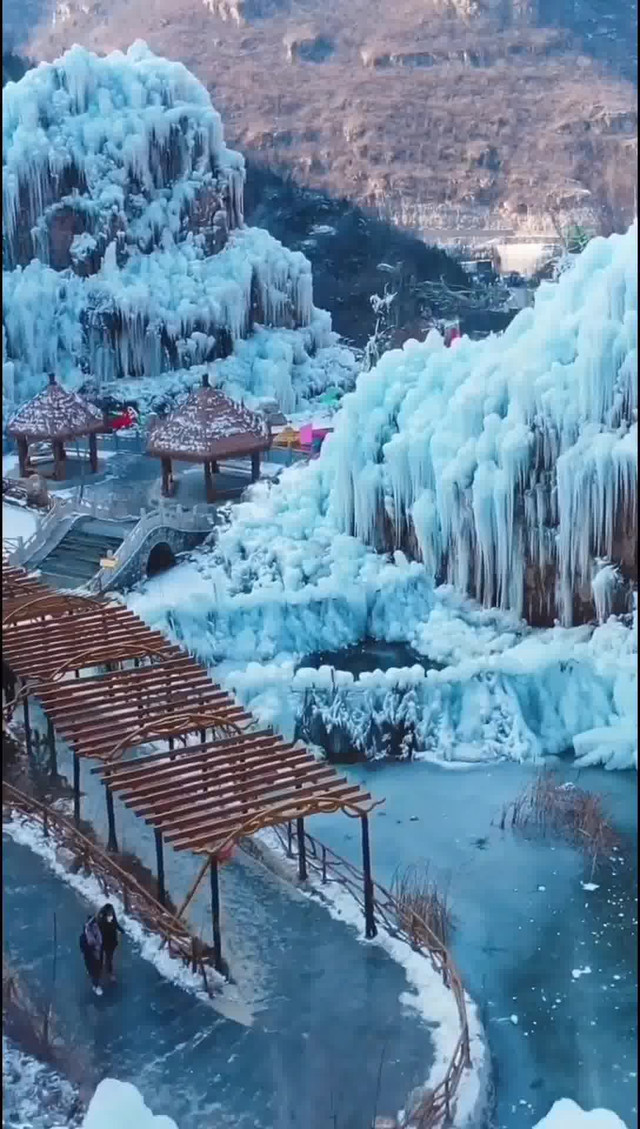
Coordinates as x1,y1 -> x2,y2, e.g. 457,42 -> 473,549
13,0 -> 639,242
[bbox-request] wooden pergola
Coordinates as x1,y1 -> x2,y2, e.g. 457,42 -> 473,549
7,374 -> 104,480
146,374 -> 272,501
93,731 -> 378,970
2,567 -> 382,969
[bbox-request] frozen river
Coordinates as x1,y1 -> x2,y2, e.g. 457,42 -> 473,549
307,760 -> 637,1128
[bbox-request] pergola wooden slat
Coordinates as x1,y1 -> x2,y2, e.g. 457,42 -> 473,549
2,565 -> 382,970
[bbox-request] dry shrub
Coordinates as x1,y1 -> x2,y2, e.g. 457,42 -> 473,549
391,862 -> 453,950
499,768 -> 619,876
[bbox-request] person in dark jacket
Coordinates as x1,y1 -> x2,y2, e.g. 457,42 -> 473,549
96,903 -> 125,979
79,914 -> 104,996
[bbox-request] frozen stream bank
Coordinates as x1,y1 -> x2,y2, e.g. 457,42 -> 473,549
4,833 -> 437,1129
305,761 -> 637,1128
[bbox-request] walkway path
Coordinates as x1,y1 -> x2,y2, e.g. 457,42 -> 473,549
5,833 -> 432,1129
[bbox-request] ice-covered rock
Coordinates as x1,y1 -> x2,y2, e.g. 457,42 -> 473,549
2,42 -> 356,413
324,224 -> 637,625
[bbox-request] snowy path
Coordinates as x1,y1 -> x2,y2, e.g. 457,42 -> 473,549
4,834 -> 433,1129
307,761 -> 638,1128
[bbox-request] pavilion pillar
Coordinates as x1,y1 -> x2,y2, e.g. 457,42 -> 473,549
296,817 -> 307,881
105,785 -> 118,853
155,829 -> 166,906
209,857 -> 224,973
251,451 -> 260,483
17,435 -> 29,478
73,753 -> 81,825
211,460 -> 219,474
161,457 -> 172,497
204,460 -> 214,503
360,814 -> 377,939
88,432 -> 98,474
52,439 -> 67,481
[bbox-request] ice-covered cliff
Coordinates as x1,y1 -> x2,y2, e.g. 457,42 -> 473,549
327,224 -> 637,625
2,42 -> 354,410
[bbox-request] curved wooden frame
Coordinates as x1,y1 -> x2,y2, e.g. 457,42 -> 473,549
201,793 -> 385,857
104,711 -> 243,763
45,647 -> 171,684
2,591 -> 102,627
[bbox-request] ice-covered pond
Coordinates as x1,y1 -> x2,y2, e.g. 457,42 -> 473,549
306,759 -> 637,1128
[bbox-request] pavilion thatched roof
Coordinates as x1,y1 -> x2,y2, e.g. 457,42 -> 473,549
147,378 -> 271,463
7,376 -> 104,442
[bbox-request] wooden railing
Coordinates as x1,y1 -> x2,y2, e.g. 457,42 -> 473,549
272,822 -> 471,1129
2,782 -> 219,996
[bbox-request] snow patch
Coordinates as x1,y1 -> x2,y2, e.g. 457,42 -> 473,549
82,1078 -> 178,1129
533,1097 -> 628,1128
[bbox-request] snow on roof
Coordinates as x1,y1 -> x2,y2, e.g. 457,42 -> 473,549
147,379 -> 270,461
7,377 -> 103,441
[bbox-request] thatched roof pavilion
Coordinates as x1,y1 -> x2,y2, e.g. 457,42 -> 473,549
147,375 -> 271,500
8,374 -> 104,480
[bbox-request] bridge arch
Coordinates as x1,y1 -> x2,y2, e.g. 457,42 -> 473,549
146,541 -> 176,578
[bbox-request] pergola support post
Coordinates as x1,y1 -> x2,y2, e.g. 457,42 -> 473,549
155,829 -> 166,906
105,785 -> 118,853
251,451 -> 260,483
210,857 -> 223,973
161,457 -> 172,497
360,814 -> 377,939
296,817 -> 307,881
47,716 -> 57,777
73,754 -> 81,825
88,432 -> 98,474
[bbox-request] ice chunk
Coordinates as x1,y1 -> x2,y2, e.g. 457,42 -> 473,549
82,1078 -> 179,1129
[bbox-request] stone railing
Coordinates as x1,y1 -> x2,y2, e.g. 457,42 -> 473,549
90,501 -> 218,592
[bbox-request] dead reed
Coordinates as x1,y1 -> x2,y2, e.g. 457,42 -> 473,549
499,768 -> 619,876
390,862 -> 453,951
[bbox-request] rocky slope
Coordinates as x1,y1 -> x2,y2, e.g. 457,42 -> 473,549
8,0 -> 637,246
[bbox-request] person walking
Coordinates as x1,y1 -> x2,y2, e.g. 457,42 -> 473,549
79,914 -> 104,996
96,903 -> 125,981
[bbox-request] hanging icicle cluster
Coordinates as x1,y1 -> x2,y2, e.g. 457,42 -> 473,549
2,42 -> 325,406
325,224 -> 637,625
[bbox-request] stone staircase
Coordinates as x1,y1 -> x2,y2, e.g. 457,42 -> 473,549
37,518 -> 130,589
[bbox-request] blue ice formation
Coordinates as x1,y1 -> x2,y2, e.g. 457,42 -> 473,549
2,43 -> 355,413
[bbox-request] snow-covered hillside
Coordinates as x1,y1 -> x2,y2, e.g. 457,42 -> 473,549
2,42 -> 356,413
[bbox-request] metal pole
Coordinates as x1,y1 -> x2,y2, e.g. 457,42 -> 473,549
105,786 -> 118,853
296,818 -> 307,881
47,717 -> 57,777
209,857 -> 223,974
73,754 -> 81,825
360,814 -> 377,939
155,829 -> 166,906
